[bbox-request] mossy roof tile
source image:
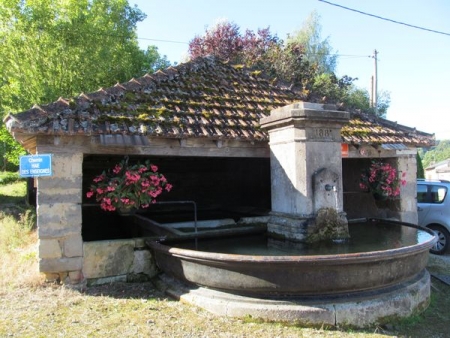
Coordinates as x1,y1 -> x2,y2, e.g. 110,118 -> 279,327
4,56 -> 434,147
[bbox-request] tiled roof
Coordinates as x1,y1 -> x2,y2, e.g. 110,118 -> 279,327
4,56 -> 434,147
341,113 -> 434,147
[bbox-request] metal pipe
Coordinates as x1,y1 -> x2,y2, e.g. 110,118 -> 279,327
82,201 -> 198,233
83,201 -> 199,245
151,200 -> 198,234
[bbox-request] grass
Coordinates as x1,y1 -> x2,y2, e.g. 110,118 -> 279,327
0,179 -> 449,337
0,178 -> 35,253
0,175 -> 27,204
0,177 -> 41,291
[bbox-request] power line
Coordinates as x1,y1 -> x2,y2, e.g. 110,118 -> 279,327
137,37 -> 189,45
318,0 -> 450,37
136,36 -> 372,58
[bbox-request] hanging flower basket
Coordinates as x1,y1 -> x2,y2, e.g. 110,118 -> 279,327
116,205 -> 138,216
360,160 -> 406,200
86,157 -> 172,212
372,192 -> 389,201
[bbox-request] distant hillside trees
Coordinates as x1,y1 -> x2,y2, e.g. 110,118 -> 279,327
420,140 -> 450,169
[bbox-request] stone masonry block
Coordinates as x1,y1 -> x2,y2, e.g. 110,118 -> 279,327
38,190 -> 82,204
39,239 -> 62,259
71,153 -> 83,176
63,234 -> 83,257
83,240 -> 135,279
37,203 -> 81,238
133,250 -> 158,277
38,176 -> 82,189
68,270 -> 84,284
40,257 -> 82,273
43,152 -> 83,179
37,176 -> 82,204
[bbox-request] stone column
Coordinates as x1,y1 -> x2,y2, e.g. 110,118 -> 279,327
396,152 -> 418,224
260,102 -> 350,242
35,147 -> 84,285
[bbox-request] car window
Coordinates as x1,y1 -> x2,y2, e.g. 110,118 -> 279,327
417,184 -> 428,203
417,184 -> 448,204
430,185 -> 447,203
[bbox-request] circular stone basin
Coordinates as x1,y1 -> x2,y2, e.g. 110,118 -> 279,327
147,219 -> 437,297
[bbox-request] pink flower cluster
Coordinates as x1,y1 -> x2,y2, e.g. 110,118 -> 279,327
360,161 -> 406,198
86,158 -> 172,212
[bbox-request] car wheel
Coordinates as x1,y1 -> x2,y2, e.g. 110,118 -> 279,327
428,225 -> 450,255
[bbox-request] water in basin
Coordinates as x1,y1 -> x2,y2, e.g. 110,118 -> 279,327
164,220 -> 434,256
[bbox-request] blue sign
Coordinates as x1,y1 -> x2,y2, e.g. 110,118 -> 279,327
19,154 -> 53,177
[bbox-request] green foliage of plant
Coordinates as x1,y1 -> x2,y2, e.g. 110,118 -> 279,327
86,158 -> 173,211
360,161 -> 406,198
311,73 -> 349,103
0,123 -> 25,169
342,88 -> 390,118
0,171 -> 21,186
416,153 -> 425,178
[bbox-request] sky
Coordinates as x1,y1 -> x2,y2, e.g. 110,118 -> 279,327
130,0 -> 450,141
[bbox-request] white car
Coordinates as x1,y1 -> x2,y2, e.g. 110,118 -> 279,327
417,179 -> 450,254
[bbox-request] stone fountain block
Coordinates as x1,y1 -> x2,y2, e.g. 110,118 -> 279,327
266,212 -> 310,242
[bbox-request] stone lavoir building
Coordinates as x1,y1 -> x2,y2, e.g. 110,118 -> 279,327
4,56 -> 434,286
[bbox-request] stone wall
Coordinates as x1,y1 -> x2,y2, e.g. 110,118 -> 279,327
397,151 -> 419,224
83,238 -> 158,285
34,147 -> 161,286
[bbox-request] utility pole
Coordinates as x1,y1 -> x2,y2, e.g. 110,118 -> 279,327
371,49 -> 378,113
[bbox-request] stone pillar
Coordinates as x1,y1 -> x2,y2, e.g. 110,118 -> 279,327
396,152 -> 418,224
260,102 -> 350,242
35,148 -> 84,285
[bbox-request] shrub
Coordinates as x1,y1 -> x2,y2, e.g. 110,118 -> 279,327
0,171 -> 22,186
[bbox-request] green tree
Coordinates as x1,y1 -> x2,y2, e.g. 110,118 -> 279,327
0,126 -> 25,170
343,87 -> 390,118
344,88 -> 371,111
416,153 -> 424,179
0,0 -> 170,168
0,0 -> 170,113
286,11 -> 337,74
309,73 -> 354,104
